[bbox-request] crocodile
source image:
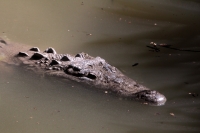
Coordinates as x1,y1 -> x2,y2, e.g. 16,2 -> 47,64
0,37 -> 166,106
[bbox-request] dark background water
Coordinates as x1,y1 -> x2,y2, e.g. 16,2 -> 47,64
0,0 -> 200,133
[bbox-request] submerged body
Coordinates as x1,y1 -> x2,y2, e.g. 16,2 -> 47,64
0,37 -> 166,106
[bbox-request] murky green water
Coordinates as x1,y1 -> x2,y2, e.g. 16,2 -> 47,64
0,0 -> 200,133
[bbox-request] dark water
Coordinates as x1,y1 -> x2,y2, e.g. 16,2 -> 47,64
0,0 -> 200,133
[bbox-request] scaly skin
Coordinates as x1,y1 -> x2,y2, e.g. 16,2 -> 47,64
0,37 -> 166,106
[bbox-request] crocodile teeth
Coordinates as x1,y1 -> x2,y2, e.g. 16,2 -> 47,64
18,52 -> 29,57
44,47 -> 57,54
31,53 -> 47,60
30,47 -> 40,52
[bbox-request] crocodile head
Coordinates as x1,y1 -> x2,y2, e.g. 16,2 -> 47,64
56,53 -> 167,106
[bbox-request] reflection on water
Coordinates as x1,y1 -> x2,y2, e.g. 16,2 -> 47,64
0,0 -> 200,133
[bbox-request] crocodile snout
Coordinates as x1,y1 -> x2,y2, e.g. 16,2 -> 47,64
154,92 -> 167,106
135,90 -> 167,106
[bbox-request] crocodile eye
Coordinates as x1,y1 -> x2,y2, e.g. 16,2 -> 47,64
73,67 -> 80,71
87,73 -> 96,80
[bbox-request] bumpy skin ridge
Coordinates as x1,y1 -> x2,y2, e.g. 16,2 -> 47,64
0,37 -> 166,106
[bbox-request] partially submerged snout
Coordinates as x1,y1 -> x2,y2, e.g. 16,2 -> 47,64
134,90 -> 167,106
155,92 -> 167,105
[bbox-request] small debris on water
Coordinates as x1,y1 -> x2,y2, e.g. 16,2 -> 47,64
154,112 -> 160,115
146,45 -> 160,52
150,42 -> 157,46
170,113 -> 175,117
159,43 -> 170,47
104,91 -> 108,94
118,97 -> 123,100
150,42 -> 171,47
132,63 -> 139,67
189,93 -> 199,97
